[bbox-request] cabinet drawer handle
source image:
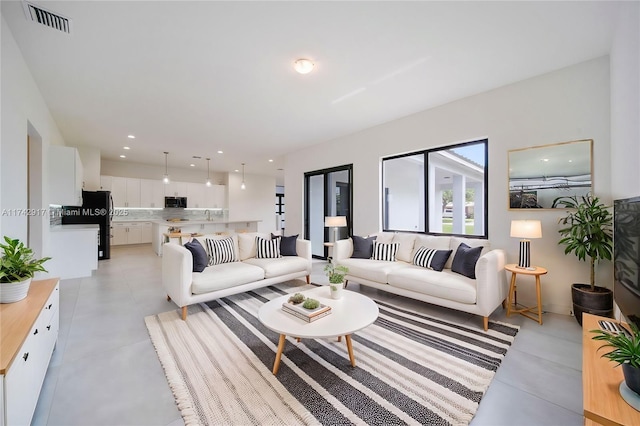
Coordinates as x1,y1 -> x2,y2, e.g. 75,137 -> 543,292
46,303 -> 53,309
47,325 -> 52,331
33,328 -> 38,335
23,352 -> 29,362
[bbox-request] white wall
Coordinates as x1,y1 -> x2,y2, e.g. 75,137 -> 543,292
227,172 -> 276,233
101,159 -> 226,185
76,146 -> 101,191
1,16 -> 66,258
285,57 -> 611,315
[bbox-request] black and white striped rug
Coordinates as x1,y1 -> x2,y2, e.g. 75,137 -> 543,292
145,282 -> 519,425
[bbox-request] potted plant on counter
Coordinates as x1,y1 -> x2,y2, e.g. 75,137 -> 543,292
556,195 -> 613,325
0,237 -> 51,303
592,323 -> 640,396
324,263 -> 349,299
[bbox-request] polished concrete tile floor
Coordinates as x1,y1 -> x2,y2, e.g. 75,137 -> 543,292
33,244 -> 583,425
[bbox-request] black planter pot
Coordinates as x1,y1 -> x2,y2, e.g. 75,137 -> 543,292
571,283 -> 613,326
622,364 -> 640,396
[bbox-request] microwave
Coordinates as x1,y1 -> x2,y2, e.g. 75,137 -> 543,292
165,196 -> 187,208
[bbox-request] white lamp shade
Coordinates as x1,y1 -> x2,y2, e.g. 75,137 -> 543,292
324,216 -> 347,227
510,220 -> 542,239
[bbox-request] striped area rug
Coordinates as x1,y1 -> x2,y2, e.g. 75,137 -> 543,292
145,282 -> 519,425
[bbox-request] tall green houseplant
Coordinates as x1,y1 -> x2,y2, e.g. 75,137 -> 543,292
555,195 -> 613,323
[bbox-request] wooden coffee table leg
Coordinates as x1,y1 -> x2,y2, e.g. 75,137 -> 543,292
273,334 -> 286,374
344,335 -> 356,367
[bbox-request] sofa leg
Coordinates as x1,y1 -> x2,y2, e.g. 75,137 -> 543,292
483,316 -> 489,331
167,294 -> 171,302
306,275 -> 310,284
181,306 -> 188,320
344,280 -> 348,289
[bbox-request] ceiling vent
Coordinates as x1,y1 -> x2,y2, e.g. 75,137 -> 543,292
22,1 -> 72,34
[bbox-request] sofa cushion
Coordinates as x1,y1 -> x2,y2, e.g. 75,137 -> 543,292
351,235 -> 377,259
195,234 -> 240,263
412,247 -> 452,272
243,256 -> 309,278
256,237 -> 281,259
184,239 -> 208,272
205,237 -> 237,265
338,258 -> 407,283
446,237 -> 490,269
392,233 -> 417,263
369,232 -> 394,244
191,262 -> 265,295
372,242 -> 399,261
237,232 -> 270,260
271,234 -> 298,256
412,235 -> 451,259
451,243 -> 484,279
388,267 -> 477,304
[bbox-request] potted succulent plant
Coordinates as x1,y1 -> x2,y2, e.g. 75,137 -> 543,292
592,323 -> 640,395
0,237 -> 51,303
555,195 -> 613,325
324,263 -> 348,299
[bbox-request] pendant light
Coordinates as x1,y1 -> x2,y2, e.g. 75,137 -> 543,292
163,152 -> 170,184
205,158 -> 212,187
241,163 -> 246,190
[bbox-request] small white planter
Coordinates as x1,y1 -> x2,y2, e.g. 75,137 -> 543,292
329,283 -> 344,300
0,277 -> 32,303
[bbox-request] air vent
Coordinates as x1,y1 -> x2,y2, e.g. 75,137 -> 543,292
22,1 -> 72,34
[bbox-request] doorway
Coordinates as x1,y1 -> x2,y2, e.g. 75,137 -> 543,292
304,165 -> 353,259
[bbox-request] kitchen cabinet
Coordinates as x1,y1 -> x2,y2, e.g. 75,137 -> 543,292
1,279 -> 59,426
164,182 -> 188,198
187,183 -> 205,208
205,184 -> 227,208
141,222 -> 153,243
48,225 -> 99,279
140,179 -> 165,208
49,146 -> 83,206
112,222 -> 149,245
99,175 -> 112,191
111,177 -> 141,208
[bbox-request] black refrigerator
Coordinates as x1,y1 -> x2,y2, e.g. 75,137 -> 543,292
62,190 -> 112,259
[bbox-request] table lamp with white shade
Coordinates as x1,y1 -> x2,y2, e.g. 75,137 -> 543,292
510,220 -> 542,269
325,216 -> 347,243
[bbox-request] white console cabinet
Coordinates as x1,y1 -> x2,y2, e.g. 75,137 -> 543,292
1,279 -> 59,426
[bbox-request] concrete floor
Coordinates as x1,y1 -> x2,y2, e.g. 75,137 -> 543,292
32,244 -> 583,425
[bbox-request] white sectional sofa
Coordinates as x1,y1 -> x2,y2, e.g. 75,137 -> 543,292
333,232 -> 508,330
163,232 -> 312,319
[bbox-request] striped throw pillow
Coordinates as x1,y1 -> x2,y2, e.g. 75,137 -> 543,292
412,246 -> 452,272
256,237 -> 281,259
205,237 -> 237,266
371,242 -> 399,262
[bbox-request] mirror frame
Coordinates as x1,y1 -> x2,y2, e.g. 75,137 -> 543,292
508,139 -> 593,210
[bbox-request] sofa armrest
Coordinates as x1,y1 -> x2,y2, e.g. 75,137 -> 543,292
296,239 -> 313,273
162,242 -> 193,307
474,249 -> 508,316
334,238 -> 353,261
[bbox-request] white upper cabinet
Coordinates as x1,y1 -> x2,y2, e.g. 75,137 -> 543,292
187,183 -> 205,208
140,179 -> 164,208
205,184 -> 227,208
49,146 -> 83,206
99,175 -> 112,191
110,177 -> 141,207
164,181 -> 188,197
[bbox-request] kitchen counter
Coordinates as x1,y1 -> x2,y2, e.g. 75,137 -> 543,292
152,219 -> 262,225
50,224 -> 100,231
48,225 -> 99,279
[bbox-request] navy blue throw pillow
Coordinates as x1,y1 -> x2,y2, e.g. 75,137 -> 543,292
451,243 -> 483,279
351,235 -> 377,259
272,233 -> 298,256
184,239 -> 208,272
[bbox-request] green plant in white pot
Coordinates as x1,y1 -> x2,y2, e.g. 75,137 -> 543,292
0,237 -> 51,303
324,263 -> 348,300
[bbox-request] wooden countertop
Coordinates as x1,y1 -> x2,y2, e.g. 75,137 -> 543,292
0,278 -> 59,374
583,313 -> 640,425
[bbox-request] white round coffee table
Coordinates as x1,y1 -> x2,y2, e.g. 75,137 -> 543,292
258,286 -> 379,374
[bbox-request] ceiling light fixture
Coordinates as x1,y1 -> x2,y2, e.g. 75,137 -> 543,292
163,151 -> 170,184
241,163 -> 246,190
268,159 -> 273,162
190,163 -> 195,167
206,158 -> 212,187
120,155 -> 126,158
123,146 -> 130,150
294,58 -> 314,74
128,135 -> 136,139
217,150 -> 223,154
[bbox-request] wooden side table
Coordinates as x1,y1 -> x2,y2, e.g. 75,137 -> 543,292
505,264 -> 548,324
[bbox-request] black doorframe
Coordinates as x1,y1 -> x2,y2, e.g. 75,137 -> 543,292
304,164 -> 353,259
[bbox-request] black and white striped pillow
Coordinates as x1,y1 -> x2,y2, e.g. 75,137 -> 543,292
205,237 -> 237,266
412,246 -> 452,272
256,237 -> 281,259
371,242 -> 399,261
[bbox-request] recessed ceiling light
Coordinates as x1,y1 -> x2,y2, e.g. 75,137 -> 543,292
218,150 -> 223,154
190,163 -> 195,167
120,155 -> 126,158
123,146 -> 130,150
234,169 -> 239,172
543,158 -> 549,162
127,135 -> 135,139
268,159 -> 273,162
294,58 -> 314,74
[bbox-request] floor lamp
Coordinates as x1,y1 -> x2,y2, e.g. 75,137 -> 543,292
510,220 -> 542,270
324,216 -> 347,243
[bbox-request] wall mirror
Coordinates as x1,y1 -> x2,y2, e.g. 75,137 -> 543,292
508,139 -> 593,209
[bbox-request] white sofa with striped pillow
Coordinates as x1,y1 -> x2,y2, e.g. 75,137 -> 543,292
333,232 -> 508,331
163,232 -> 312,320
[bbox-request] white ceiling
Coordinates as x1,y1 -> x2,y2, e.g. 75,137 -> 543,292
1,1 -> 621,179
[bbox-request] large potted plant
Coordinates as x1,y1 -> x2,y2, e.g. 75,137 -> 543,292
592,323 -> 640,396
556,195 -> 613,325
324,263 -> 349,299
0,237 -> 51,303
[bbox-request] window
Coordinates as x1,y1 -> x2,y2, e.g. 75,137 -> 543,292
382,139 -> 488,237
